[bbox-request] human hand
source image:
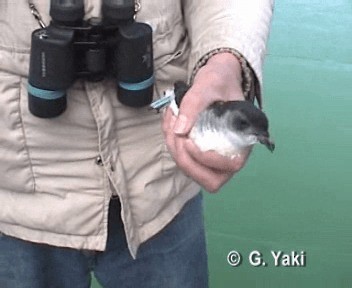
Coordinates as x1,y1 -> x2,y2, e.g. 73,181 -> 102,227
162,53 -> 253,192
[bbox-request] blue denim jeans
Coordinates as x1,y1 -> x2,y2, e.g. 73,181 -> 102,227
0,193 -> 208,288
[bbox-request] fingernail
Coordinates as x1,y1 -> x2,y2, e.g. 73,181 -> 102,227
174,114 -> 188,135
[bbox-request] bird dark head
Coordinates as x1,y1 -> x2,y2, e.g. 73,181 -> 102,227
210,101 -> 275,152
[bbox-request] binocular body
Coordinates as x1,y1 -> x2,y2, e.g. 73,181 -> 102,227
28,0 -> 154,118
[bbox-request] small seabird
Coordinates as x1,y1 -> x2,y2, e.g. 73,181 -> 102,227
150,82 -> 275,157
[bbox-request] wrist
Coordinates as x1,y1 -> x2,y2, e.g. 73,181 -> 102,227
193,52 -> 245,101
191,48 -> 253,101
206,52 -> 243,91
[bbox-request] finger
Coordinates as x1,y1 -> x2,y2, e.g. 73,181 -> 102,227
165,128 -> 233,192
173,86 -> 210,136
164,125 -> 177,160
173,136 -> 232,192
162,107 -> 176,134
184,139 -> 252,172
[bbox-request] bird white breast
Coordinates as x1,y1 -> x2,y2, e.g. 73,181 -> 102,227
189,127 -> 258,158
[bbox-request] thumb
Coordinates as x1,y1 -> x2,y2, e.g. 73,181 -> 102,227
173,87 -> 208,136
173,113 -> 192,136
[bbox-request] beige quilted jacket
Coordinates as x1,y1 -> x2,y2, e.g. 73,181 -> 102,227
0,0 -> 273,257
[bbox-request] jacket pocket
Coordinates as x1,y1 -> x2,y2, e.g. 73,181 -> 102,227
0,72 -> 35,194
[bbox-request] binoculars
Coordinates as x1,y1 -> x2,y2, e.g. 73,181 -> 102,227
28,0 -> 154,118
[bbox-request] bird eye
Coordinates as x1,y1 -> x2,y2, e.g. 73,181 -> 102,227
236,119 -> 250,130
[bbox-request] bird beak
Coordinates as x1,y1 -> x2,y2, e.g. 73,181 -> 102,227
257,134 -> 275,152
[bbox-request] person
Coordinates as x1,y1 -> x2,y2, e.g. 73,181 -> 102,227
0,1 -> 274,287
